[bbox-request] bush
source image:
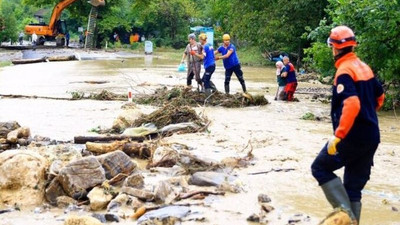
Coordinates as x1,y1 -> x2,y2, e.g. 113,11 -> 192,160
303,42 -> 335,77
130,42 -> 142,50
114,40 -> 122,48
171,40 -> 186,49
236,46 -> 271,67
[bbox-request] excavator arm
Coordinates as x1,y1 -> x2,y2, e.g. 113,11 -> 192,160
25,0 -> 105,42
48,0 -> 105,32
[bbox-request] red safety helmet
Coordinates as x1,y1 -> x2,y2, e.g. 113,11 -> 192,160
327,26 -> 357,49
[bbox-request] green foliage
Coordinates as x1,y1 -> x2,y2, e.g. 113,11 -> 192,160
236,46 -> 271,67
327,0 -> 400,84
70,91 -> 84,100
301,112 -> 316,120
305,0 -> 400,109
130,42 -> 143,50
114,40 -> 122,48
0,60 -> 11,67
303,42 -> 334,77
132,0 -> 195,48
0,0 -> 18,42
225,0 -> 328,57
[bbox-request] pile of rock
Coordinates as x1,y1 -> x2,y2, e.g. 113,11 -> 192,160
0,136 -> 252,224
0,121 -> 31,151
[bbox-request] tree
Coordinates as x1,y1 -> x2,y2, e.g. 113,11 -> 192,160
222,0 -> 328,62
131,0 -> 195,48
305,0 -> 400,109
0,0 -> 18,43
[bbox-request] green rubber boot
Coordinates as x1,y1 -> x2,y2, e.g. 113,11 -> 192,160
210,81 -> 217,92
224,84 -> 230,94
204,88 -> 212,96
321,177 -> 356,221
351,201 -> 361,224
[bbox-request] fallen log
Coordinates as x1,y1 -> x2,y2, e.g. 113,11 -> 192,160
0,94 -> 71,100
86,140 -> 128,154
47,55 -> 77,62
11,57 -> 47,65
74,135 -> 144,144
123,142 -> 152,159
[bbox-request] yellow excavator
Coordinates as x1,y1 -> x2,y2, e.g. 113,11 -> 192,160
24,0 -> 105,46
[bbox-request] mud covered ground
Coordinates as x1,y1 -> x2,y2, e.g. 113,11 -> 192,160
0,49 -> 399,224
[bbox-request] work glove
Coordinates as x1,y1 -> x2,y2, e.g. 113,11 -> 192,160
327,136 -> 341,155
190,50 -> 196,56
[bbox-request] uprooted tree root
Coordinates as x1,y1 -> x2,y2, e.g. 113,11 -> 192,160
133,103 -> 206,130
134,86 -> 269,108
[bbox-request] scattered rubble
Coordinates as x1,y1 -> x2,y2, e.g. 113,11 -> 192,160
0,120 -> 257,223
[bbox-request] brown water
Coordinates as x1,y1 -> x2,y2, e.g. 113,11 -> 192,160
0,53 -> 399,224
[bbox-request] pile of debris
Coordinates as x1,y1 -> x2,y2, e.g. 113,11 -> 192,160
132,103 -> 204,130
134,86 -> 269,108
0,133 -> 253,224
70,90 -> 126,101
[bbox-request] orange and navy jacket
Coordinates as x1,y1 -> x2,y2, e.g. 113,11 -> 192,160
331,52 -> 384,143
285,62 -> 297,83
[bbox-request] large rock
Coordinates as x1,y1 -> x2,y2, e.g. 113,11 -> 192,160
150,146 -> 179,168
121,186 -> 154,201
45,177 -> 67,206
154,181 -> 174,204
137,206 -> 190,225
112,105 -> 143,132
189,171 -> 237,187
33,144 -> 83,165
0,150 -> 48,207
123,173 -> 145,189
87,186 -> 113,211
6,127 -> 30,144
58,156 -> 106,199
96,150 -> 136,179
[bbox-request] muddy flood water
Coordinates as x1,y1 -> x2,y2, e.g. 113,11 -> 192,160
0,50 -> 399,225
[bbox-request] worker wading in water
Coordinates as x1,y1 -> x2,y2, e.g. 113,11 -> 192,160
197,33 -> 217,96
181,33 -> 204,92
311,26 -> 385,225
215,34 -> 247,95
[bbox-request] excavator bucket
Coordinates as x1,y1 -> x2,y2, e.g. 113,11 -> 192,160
89,0 -> 105,7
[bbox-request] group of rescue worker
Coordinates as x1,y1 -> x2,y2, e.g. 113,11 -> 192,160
182,32 -> 300,101
182,26 -> 385,225
180,33 -> 246,96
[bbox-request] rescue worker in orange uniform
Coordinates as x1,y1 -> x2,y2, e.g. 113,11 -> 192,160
311,26 -> 385,224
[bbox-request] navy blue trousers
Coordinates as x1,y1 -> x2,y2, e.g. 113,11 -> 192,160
225,64 -> 245,86
202,64 -> 215,89
311,139 -> 378,202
